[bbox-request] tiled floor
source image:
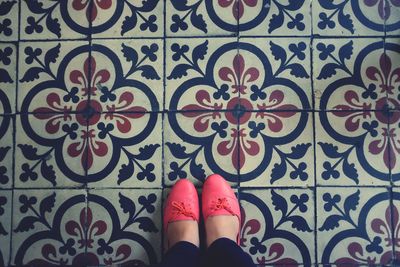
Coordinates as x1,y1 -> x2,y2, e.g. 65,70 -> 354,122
0,0 -> 399,266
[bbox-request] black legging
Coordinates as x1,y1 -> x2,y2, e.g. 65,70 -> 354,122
158,238 -> 256,267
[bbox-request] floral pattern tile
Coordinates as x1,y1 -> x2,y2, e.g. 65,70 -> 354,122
0,190 -> 11,267
385,0 -> 400,35
0,43 -> 16,115
90,39 -> 163,112
313,38 -> 388,111
238,0 -> 311,36
166,37 -> 239,111
15,114 -> 85,188
316,111 -> 392,186
0,115 -> 13,189
20,0 -> 89,40
1,1 -> 400,266
238,37 -> 312,110
312,0 -> 385,36
90,0 -> 163,38
317,187 -> 395,265
164,111 -> 239,186
86,189 -> 162,266
11,189 -> 87,266
166,1 -> 239,36
239,188 -> 315,265
87,113 -> 162,188
18,41 -> 90,113
239,111 -> 314,187
0,0 -> 18,41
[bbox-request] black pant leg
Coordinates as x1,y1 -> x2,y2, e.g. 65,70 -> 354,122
203,238 -> 256,267
157,241 -> 201,267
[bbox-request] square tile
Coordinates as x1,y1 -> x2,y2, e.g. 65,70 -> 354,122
239,188 -> 315,265
317,187 -> 393,265
11,189 -> 87,266
86,113 -> 162,188
238,37 -> 312,111
385,38 -> 400,111
0,190 -> 12,267
164,111 -> 239,186
15,114 -> 86,188
385,0 -> 400,36
90,0 -> 164,38
239,1 -> 311,36
166,37 -> 239,112
18,41 -> 90,113
20,0 -> 89,40
90,39 -> 163,112
0,0 -> 18,41
0,115 -> 13,189
393,188 -> 400,262
312,0 -> 385,36
166,1 -> 238,36
87,189 -> 162,266
0,43 -> 16,114
316,111 -> 390,186
313,38 -> 387,111
239,111 -> 314,187
390,110 -> 400,185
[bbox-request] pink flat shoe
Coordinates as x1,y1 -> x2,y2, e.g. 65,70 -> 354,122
202,174 -> 241,244
163,179 -> 200,237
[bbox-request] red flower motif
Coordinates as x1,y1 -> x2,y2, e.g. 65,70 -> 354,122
366,53 -> 400,94
70,55 -> 110,96
219,53 -> 259,94
68,129 -> 108,170
332,86 -> 400,170
335,205 -> 398,266
65,207 -> 107,248
72,0 -> 112,22
335,242 -> 393,266
218,0 -> 258,20
364,0 -> 400,20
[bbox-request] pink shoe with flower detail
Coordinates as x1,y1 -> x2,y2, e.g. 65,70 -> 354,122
202,174 -> 241,244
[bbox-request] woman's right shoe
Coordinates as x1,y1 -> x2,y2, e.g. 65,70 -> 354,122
163,179 -> 200,239
202,174 -> 241,244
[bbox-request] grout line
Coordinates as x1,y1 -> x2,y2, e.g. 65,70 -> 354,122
310,0 -> 319,262
161,0 -> 167,259
389,187 -> 396,263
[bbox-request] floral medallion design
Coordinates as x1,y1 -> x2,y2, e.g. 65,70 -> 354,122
318,188 -> 399,265
240,189 -> 314,265
21,0 -> 161,38
18,42 -> 160,186
318,40 -> 400,183
11,189 -> 160,266
166,40 -> 311,184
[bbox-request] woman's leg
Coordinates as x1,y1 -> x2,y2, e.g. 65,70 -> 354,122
158,241 -> 200,267
203,237 -> 256,267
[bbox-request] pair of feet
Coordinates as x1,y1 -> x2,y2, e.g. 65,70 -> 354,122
164,174 -> 241,249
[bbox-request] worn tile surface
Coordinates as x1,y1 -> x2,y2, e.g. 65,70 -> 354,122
0,0 -> 399,266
